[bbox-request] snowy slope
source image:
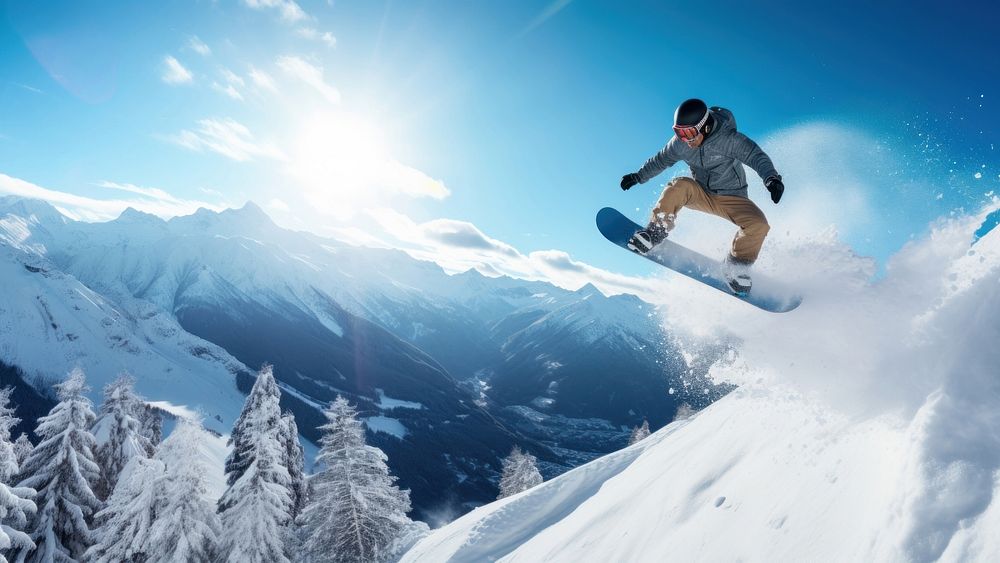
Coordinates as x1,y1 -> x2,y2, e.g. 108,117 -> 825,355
0,243 -> 251,436
402,205 -> 1000,562
403,390 -> 908,562
0,240 -> 256,499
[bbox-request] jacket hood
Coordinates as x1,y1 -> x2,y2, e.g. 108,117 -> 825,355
707,107 -> 736,138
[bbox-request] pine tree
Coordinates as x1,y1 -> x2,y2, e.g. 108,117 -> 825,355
0,388 -> 36,562
497,446 -> 543,499
92,375 -> 151,500
147,418 -> 220,563
17,368 -> 101,562
300,396 -> 413,563
84,457 -> 164,563
11,434 -> 31,468
0,389 -> 19,480
279,413 -> 306,519
138,405 -> 162,455
674,402 -> 696,420
628,419 -> 651,445
222,365 -> 285,494
217,366 -> 293,563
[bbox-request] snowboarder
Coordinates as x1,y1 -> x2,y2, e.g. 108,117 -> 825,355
619,98 -> 784,294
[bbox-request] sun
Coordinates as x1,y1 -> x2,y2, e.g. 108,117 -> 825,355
283,109 -> 449,224
287,111 -> 391,218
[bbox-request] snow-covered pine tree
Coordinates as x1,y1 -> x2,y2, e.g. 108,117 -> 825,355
146,417 -> 220,563
83,456 -> 164,563
217,366 -> 293,563
628,419 -> 651,445
0,387 -> 36,563
16,369 -> 102,562
674,402 -> 696,420
92,374 -> 152,500
0,390 -> 22,484
300,396 -> 413,563
11,434 -> 31,468
497,446 -> 543,500
279,413 -> 306,519
138,405 -> 162,454
221,365 -> 285,494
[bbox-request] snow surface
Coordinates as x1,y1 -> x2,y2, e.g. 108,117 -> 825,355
403,202 -> 1000,562
376,388 -> 424,411
364,416 -> 409,439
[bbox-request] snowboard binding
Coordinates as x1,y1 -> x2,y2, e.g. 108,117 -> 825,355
723,255 -> 753,296
626,223 -> 668,255
726,272 -> 752,296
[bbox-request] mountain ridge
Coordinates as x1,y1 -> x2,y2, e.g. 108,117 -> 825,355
0,195 -> 709,521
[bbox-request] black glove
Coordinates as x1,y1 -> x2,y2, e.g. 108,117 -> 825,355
765,176 -> 784,204
620,173 -> 640,191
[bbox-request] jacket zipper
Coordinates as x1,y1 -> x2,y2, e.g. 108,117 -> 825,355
700,147 -> 710,191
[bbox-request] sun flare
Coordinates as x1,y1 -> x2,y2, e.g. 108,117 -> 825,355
291,111 -> 387,192
287,111 -> 448,220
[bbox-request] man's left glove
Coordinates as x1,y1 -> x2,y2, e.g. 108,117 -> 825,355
765,176 -> 784,204
620,173 -> 640,191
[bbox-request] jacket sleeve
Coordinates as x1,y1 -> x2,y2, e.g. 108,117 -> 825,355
721,132 -> 779,181
636,139 -> 679,183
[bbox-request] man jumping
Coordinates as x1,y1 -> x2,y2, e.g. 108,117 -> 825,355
620,98 -> 785,294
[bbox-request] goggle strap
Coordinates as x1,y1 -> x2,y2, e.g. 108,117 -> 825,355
673,109 -> 711,140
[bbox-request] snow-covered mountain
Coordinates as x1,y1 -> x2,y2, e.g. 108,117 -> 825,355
0,241 -> 251,436
0,195 -> 702,521
401,205 -> 1000,561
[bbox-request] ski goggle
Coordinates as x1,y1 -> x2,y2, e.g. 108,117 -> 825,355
673,110 -> 711,141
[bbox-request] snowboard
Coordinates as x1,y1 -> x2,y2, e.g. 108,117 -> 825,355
597,207 -> 802,313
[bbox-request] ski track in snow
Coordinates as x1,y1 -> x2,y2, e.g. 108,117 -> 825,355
405,202 -> 1000,562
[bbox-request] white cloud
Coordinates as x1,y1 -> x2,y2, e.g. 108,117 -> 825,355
97,181 -> 177,201
0,173 -> 226,222
212,82 -> 244,100
362,208 -> 662,301
277,55 -> 340,104
188,36 -> 211,56
296,27 -> 337,48
12,82 -> 44,95
266,198 -> 290,213
161,56 -> 193,85
380,161 -> 450,200
421,218 -> 520,257
220,68 -> 246,88
242,0 -> 308,23
199,187 -> 225,198
165,118 -> 286,162
212,68 -> 246,100
249,67 -> 278,92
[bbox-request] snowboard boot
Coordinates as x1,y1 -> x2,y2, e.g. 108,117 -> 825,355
627,221 -> 668,255
723,254 -> 753,296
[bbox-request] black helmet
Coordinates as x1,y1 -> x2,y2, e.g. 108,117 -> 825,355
672,98 -> 713,140
674,98 -> 709,127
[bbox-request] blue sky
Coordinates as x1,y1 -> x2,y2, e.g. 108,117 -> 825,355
1,0 -> 997,295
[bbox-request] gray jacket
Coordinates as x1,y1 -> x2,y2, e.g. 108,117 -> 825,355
635,107 -> 778,198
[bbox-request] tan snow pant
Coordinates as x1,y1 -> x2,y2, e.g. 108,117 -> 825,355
651,177 -> 770,264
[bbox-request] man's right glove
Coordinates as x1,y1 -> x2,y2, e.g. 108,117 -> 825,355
765,175 -> 784,204
620,173 -> 640,191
